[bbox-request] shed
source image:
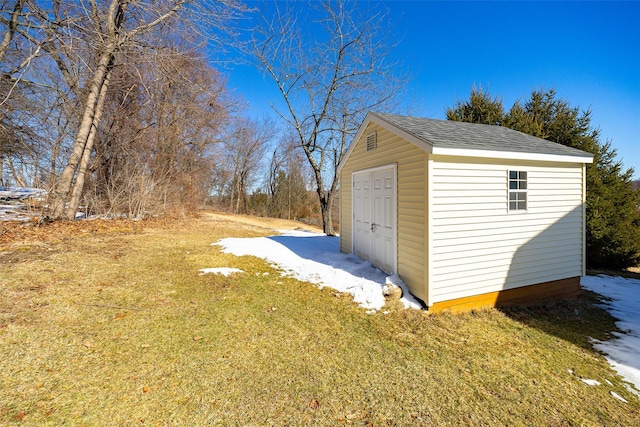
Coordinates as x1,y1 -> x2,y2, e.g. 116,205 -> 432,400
337,112 -> 594,312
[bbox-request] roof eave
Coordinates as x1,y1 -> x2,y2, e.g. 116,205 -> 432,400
368,112 -> 435,153
336,112 -> 435,175
431,147 -> 594,164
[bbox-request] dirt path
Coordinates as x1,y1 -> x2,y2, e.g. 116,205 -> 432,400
200,211 -> 323,233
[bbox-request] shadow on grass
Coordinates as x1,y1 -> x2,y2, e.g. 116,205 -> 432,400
499,290 -> 620,351
266,234 -> 390,284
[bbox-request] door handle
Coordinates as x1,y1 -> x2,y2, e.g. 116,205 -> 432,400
371,223 -> 378,232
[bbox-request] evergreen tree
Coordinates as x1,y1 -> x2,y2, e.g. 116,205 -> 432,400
445,86 -> 505,125
583,139 -> 640,269
448,88 -> 640,270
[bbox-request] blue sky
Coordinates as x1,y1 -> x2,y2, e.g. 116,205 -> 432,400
223,1 -> 640,178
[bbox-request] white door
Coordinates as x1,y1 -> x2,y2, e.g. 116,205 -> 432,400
353,166 -> 396,274
353,172 -> 371,261
371,168 -> 395,274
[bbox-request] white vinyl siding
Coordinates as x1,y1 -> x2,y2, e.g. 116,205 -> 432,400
340,122 -> 428,301
429,157 -> 584,303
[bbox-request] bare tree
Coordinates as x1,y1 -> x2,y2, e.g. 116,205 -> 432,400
87,48 -> 233,217
46,1 -> 189,219
223,116 -> 273,214
249,0 -> 405,234
266,133 -> 313,220
1,0 -> 243,219
1,0 -> 35,185
1,0 -> 245,219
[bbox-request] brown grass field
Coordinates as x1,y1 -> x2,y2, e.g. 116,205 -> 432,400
0,212 -> 638,425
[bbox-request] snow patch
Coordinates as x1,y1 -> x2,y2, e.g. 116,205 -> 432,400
610,391 -> 629,403
582,275 -> 640,396
385,273 -> 422,309
213,229 -> 421,311
0,186 -> 47,200
198,267 -> 244,276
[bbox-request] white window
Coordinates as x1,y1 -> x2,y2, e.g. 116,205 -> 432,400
508,170 -> 527,211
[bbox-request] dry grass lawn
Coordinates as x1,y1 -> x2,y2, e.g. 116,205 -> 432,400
1,212 -> 639,425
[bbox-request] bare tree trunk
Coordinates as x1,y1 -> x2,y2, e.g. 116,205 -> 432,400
47,0 -> 126,218
320,191 -> 334,236
7,155 -> 25,186
234,180 -> 241,213
0,0 -> 25,64
240,172 -> 248,214
229,177 -> 236,213
65,65 -> 112,219
317,175 -> 338,236
287,173 -> 291,220
49,47 -> 116,218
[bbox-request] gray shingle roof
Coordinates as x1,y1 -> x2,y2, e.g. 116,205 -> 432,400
372,112 -> 593,159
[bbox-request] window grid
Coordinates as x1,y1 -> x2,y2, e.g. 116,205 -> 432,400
508,170 -> 527,211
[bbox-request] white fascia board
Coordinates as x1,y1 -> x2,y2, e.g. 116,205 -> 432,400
431,147 -> 594,164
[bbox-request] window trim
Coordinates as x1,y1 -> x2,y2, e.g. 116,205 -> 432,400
508,170 -> 528,212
